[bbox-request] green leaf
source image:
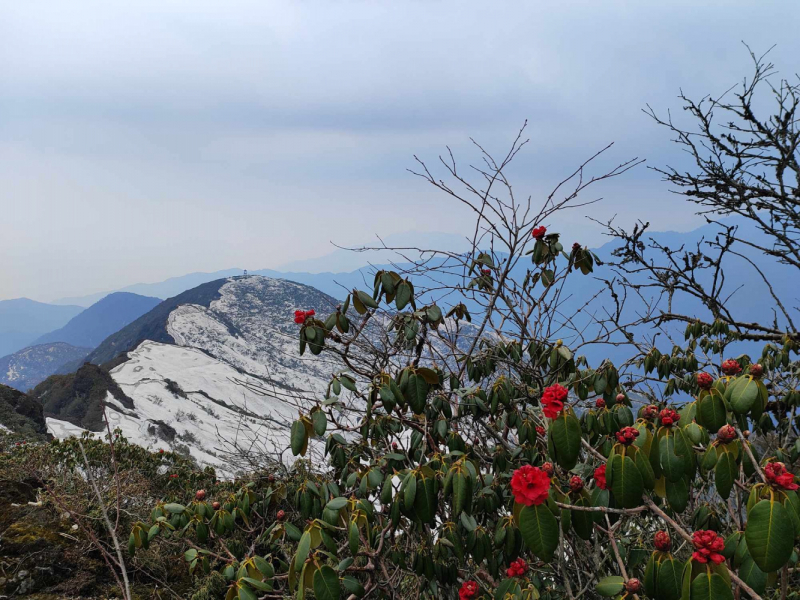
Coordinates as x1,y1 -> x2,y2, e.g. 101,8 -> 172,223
452,471 -> 471,516
541,269 -> 555,286
241,578 -> 271,592
312,565 -> 341,600
690,572 -> 733,600
745,499 -> 794,572
290,420 -> 307,457
571,495 -> 594,540
518,503 -> 558,562
395,282 -> 412,311
595,575 -> 625,597
163,503 -> 186,514
737,557 -> 766,595
659,431 -> 686,483
237,584 -> 257,600
414,476 -> 436,525
312,410 -> 327,436
326,497 -> 348,511
550,412 -> 581,470
697,391 -> 728,431
715,451 -> 736,500
609,453 -> 644,509
656,557 -> 682,600
727,376 -> 759,415
406,374 -> 429,415
355,290 -> 379,310
294,530 -> 311,572
403,473 -> 417,509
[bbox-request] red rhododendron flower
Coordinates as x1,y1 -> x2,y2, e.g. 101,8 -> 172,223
765,462 -> 799,491
616,393 -> 626,404
595,398 -> 606,409
691,530 -> 725,565
572,242 -> 582,252
615,426 -> 640,445
749,363 -> 763,378
569,475 -> 584,493
506,558 -> 527,578
541,384 -> 568,419
717,424 -> 736,444
594,464 -> 607,490
659,408 -> 680,428
531,226 -> 547,240
510,465 -> 551,506
696,372 -> 713,389
721,359 -> 742,376
294,309 -> 316,324
535,426 -> 546,437
654,530 -> 671,552
459,580 -> 479,600
541,462 -> 555,477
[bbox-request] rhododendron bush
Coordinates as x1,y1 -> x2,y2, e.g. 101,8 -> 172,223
121,56 -> 800,600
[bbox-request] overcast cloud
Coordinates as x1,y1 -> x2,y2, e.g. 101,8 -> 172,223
2,0 -> 799,301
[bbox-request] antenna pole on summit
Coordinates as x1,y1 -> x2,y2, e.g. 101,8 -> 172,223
243,270 -> 248,277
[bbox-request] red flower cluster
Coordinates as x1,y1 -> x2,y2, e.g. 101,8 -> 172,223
696,372 -> 713,389
659,408 -> 680,427
642,405 -> 658,420
459,580 -> 479,600
169,474 -> 178,479
615,426 -> 640,445
506,558 -> 527,578
569,475 -> 584,493
594,464 -> 607,490
595,398 -> 606,409
531,226 -> 547,240
616,393 -> 626,404
572,242 -> 582,252
481,268 -> 492,276
542,462 -> 555,477
717,424 -> 736,444
691,530 -> 725,565
294,309 -> 316,324
541,384 -> 568,419
749,363 -> 764,378
721,359 -> 742,376
510,465 -> 551,506
535,426 -> 546,438
654,530 -> 671,552
765,462 -> 798,490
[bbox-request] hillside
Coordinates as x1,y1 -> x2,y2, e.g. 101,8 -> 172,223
34,292 -> 161,349
0,298 -> 83,357
81,278 -> 232,366
0,384 -> 48,438
0,342 -> 91,391
32,362 -> 134,432
38,276 -> 342,472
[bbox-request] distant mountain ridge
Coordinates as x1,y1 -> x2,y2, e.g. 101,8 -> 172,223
0,342 -> 91,392
34,292 -> 161,349
0,299 -> 83,357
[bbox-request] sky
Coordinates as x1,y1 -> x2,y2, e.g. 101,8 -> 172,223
2,1 -> 799,302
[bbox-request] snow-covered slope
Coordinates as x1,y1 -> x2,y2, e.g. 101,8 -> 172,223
166,276 -> 339,394
48,341 -> 301,476
43,276 -> 339,474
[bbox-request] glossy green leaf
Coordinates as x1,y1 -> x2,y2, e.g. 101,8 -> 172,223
745,499 -> 794,572
519,503 -> 559,562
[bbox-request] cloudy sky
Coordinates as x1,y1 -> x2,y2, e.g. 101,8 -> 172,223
2,1 -> 799,301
